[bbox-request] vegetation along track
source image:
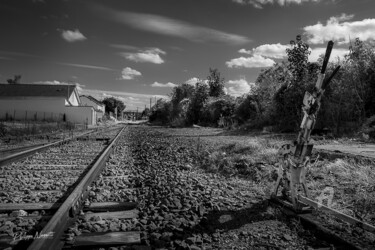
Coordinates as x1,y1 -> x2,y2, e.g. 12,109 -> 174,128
0,125 -> 124,250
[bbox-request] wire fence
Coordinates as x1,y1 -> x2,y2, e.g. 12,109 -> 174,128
0,109 -> 65,122
0,109 -> 89,139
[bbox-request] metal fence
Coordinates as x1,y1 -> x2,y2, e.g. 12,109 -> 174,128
0,109 -> 65,122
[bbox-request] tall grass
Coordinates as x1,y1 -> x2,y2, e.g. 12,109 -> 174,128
307,158 -> 375,222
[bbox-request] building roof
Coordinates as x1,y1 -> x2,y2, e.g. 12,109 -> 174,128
80,95 -> 104,106
0,83 -> 77,98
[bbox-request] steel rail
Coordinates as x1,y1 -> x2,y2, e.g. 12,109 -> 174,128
0,126 -> 120,167
298,195 -> 375,233
27,126 -> 125,250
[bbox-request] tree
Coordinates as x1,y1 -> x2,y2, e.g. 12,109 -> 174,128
286,35 -> 311,83
142,108 -> 151,117
102,97 -> 126,118
234,94 -> 259,124
187,81 -> 209,124
347,38 -> 375,120
7,75 -> 21,84
170,83 -> 195,119
200,95 -> 236,125
207,68 -> 225,97
254,61 -> 292,116
149,99 -> 171,124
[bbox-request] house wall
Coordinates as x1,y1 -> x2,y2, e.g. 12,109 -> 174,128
0,97 -> 95,125
69,91 -> 80,106
64,106 -> 95,125
80,96 -> 105,112
0,97 -> 65,120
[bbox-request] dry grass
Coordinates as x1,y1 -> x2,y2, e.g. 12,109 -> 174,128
158,126 -> 375,227
307,158 -> 375,223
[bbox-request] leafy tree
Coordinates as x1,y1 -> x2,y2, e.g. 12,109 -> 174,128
187,81 -> 209,124
254,61 -> 292,116
149,99 -> 171,124
102,97 -> 126,118
234,94 -> 259,124
347,38 -> 375,120
271,35 -> 316,130
142,107 -> 151,117
7,75 -> 21,84
207,68 -> 225,97
200,95 -> 236,125
286,35 -> 311,83
170,83 -> 195,119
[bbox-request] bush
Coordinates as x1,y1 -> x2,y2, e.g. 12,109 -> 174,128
200,96 -> 235,126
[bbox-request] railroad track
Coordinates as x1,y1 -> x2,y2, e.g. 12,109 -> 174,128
0,125 -> 144,250
0,128 -> 90,153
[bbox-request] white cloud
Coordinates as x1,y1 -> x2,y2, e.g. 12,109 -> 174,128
226,79 -> 255,97
58,62 -> 113,71
121,48 -> 166,64
304,14 -> 375,44
110,44 -> 139,50
32,80 -> 85,91
33,80 -> 66,85
239,43 -> 289,59
103,8 -> 250,45
151,81 -> 177,88
232,0 -> 322,8
226,55 -> 275,68
185,77 -> 200,86
309,47 -> 349,62
128,97 -> 140,101
120,67 -> 142,80
60,29 -> 87,42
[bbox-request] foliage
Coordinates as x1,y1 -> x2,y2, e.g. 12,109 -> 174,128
317,38 -> 375,135
170,83 -> 195,120
271,35 -> 318,131
7,75 -> 21,84
141,108 -> 151,117
207,68 -> 225,97
200,95 -> 236,125
102,97 -> 126,118
286,35 -> 311,83
186,81 -> 209,124
254,61 -> 292,117
148,37 -> 375,135
149,99 -> 171,124
233,94 -> 259,124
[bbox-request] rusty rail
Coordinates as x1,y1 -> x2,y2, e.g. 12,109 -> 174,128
0,126 -> 121,166
298,195 -> 375,233
26,126 -> 125,250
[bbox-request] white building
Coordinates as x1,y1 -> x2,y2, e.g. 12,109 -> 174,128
80,95 -> 105,122
0,83 -> 95,125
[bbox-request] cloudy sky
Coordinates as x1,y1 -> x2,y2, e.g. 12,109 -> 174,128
0,0 -> 374,110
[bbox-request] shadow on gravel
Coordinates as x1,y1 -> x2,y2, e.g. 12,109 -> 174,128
194,200 -> 273,234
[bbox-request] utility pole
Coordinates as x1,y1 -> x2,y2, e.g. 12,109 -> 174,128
150,98 -> 152,110
136,107 -> 138,120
